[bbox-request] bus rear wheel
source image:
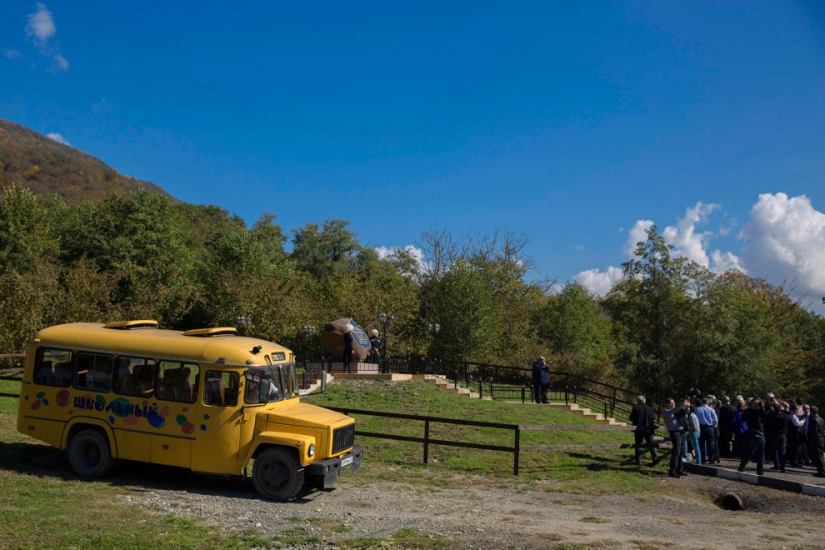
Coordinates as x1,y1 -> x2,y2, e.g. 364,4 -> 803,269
253,447 -> 304,501
68,429 -> 116,479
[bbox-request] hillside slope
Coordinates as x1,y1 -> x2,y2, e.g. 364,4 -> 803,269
0,118 -> 172,203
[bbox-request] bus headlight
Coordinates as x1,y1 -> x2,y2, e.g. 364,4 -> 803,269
308,444 -> 315,457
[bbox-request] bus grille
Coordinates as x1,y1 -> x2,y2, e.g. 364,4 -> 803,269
332,424 -> 355,454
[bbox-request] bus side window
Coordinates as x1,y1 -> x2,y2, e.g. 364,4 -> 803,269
114,358 -> 156,397
33,348 -> 73,388
92,355 -> 113,392
74,354 -> 93,389
73,353 -> 113,392
204,371 -> 239,407
157,362 -> 199,403
54,362 -> 73,387
33,362 -> 54,385
114,357 -> 132,394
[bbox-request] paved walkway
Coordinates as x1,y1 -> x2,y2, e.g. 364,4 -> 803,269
684,454 -> 825,496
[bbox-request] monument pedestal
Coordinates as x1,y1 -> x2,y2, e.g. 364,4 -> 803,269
324,361 -> 381,374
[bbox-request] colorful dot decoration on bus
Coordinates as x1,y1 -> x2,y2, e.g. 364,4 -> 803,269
25,390 -> 209,435
175,413 -> 196,435
56,389 -> 71,407
29,391 -> 49,411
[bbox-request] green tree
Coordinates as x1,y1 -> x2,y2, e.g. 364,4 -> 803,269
468,229 -> 544,366
251,212 -> 287,264
537,283 -> 615,381
291,219 -> 367,279
430,260 -> 498,363
0,183 -> 60,273
0,184 -> 63,351
603,225 -> 698,399
56,189 -> 197,326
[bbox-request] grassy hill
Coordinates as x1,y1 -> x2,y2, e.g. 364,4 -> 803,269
0,118 -> 172,203
304,379 -> 635,484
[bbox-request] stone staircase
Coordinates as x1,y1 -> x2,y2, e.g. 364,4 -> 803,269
413,375 -> 626,427
546,402 -> 627,427
412,374 -> 493,400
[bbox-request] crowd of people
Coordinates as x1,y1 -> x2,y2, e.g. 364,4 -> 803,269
527,354 -> 825,482
631,390 -> 825,480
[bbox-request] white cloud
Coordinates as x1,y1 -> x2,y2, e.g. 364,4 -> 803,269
634,202 -> 742,275
3,48 -> 22,59
26,3 -> 56,45
49,54 -> 69,73
576,202 -> 740,297
375,244 -> 426,274
624,220 -> 654,257
662,202 -> 720,267
573,266 -> 624,297
740,193 -> 825,302
574,193 -> 824,311
711,250 -> 745,274
55,54 -> 68,70
46,132 -> 70,146
24,3 -> 69,73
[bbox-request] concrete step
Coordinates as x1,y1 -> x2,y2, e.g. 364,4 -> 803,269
546,402 -> 626,427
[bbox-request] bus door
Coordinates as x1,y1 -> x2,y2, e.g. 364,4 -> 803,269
190,368 -> 243,474
148,361 -> 201,468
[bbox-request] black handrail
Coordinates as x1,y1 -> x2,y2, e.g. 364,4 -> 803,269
385,357 -> 638,422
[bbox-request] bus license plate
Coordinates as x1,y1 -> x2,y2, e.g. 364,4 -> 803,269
341,456 -> 354,468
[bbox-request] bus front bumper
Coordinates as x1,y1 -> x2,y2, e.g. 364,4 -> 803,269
304,446 -> 363,489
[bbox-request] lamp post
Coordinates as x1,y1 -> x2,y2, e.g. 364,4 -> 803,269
303,325 -> 316,366
236,315 -> 251,336
379,313 -> 394,374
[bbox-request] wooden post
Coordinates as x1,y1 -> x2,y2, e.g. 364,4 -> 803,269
513,426 -> 520,475
424,419 -> 430,464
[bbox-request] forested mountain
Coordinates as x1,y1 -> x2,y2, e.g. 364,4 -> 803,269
0,119 -> 171,203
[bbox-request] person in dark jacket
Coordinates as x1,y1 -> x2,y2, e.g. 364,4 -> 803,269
738,398 -> 767,475
718,396 -> 736,458
807,405 -> 825,477
767,402 -> 792,472
630,396 -> 659,466
342,324 -> 354,373
662,398 -> 689,477
788,402 -> 807,467
732,398 -> 749,461
367,329 -> 381,364
531,356 -> 550,404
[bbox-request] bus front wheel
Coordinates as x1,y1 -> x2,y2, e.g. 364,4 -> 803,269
253,447 -> 304,501
68,429 -> 116,479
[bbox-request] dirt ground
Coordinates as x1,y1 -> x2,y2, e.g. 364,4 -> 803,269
115,461 -> 825,550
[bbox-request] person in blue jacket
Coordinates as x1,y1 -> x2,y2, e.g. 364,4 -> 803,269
532,356 -> 551,404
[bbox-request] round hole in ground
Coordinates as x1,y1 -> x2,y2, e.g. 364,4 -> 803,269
716,493 -> 742,511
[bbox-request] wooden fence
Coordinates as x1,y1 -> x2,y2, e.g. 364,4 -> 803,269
0,354 -> 24,399
328,407 -> 642,475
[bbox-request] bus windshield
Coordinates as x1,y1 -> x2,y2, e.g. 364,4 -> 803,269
244,363 -> 296,404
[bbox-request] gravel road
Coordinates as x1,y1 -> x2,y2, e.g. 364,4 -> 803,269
120,462 -> 825,549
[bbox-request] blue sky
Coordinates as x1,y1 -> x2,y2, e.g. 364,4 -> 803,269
2,2 -> 825,312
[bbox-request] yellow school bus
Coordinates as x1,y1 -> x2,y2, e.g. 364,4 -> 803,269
17,320 -> 362,500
